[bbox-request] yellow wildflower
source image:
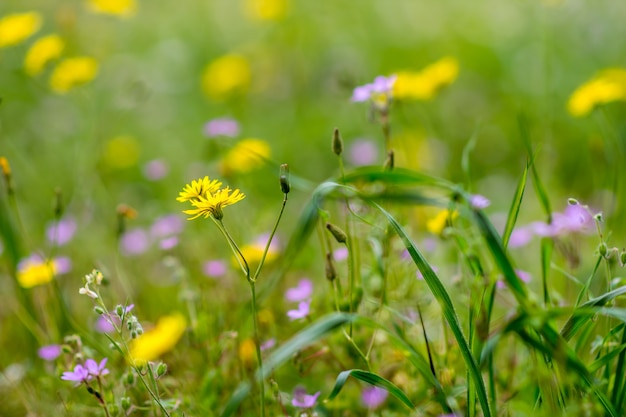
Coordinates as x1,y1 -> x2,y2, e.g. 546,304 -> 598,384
0,156 -> 11,176
24,34 -> 64,76
183,187 -> 245,220
49,57 -> 99,93
202,54 -> 251,100
238,337 -> 256,366
17,258 -> 58,288
234,241 -> 278,268
176,176 -> 222,203
393,57 -> 459,101
129,313 -> 186,364
426,209 -> 458,236
567,68 -> 626,117
0,12 -> 42,48
87,0 -> 136,17
244,0 -> 289,21
220,138 -> 271,175
102,135 -> 140,168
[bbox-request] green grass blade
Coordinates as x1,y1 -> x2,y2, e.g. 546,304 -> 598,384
369,201 -> 492,417
518,114 -> 552,219
561,286 -> 626,340
220,312 -> 356,416
327,369 -> 414,410
502,161 -> 529,248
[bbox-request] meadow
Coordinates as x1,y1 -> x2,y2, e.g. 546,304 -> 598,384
2,0 -> 626,416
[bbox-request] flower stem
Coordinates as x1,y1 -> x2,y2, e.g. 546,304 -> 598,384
249,281 -> 266,417
252,193 -> 288,282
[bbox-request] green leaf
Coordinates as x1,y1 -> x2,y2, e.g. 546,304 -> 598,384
502,161 -> 528,248
221,313 -> 356,417
327,369 -> 414,410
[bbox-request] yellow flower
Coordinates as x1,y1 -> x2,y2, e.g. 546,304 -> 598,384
220,138 -> 271,175
393,57 -> 459,101
202,54 -> 251,100
49,57 -> 98,93
244,0 -> 289,21
426,209 -> 458,236
102,135 -> 140,168
567,68 -> 626,117
234,241 -> 278,268
176,176 -> 223,203
87,0 -> 136,17
24,34 -> 64,76
0,12 -> 42,48
183,187 -> 245,220
129,313 -> 186,364
17,258 -> 58,288
0,156 -> 11,176
238,337 -> 256,366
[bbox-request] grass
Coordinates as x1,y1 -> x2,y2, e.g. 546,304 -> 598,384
2,0 -> 626,416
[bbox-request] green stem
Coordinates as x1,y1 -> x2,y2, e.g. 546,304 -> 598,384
252,194 -> 288,282
249,282 -> 266,417
212,218 -> 250,278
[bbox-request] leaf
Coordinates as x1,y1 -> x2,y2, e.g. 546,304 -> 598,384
327,369 -> 414,410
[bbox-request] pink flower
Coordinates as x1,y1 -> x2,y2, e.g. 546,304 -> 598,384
285,279 -> 313,302
143,159 -> 169,181
61,364 -> 90,384
292,386 -> 320,408
361,386 -> 388,409
204,117 -> 240,138
38,344 -> 62,361
46,216 -> 77,246
85,358 -> 109,378
287,300 -> 311,321
351,75 -> 397,102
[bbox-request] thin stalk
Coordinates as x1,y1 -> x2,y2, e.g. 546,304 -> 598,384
252,194 -> 288,282
249,282 -> 266,417
212,218 -> 250,278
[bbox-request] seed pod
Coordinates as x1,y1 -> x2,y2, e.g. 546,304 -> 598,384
326,222 -> 347,244
332,128 -> 343,156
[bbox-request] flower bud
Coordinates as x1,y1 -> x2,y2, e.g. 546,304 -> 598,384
567,198 -> 579,206
115,305 -> 124,317
156,362 -> 168,377
325,252 -> 336,281
326,222 -> 347,244
599,242 -> 608,258
93,306 -> 105,315
594,212 -> 604,223
620,249 -> 626,267
280,164 -> 290,194
121,397 -> 131,411
332,128 -> 343,156
125,371 -> 135,385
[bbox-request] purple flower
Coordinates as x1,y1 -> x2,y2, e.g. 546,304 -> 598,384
150,214 -> 184,238
470,194 -> 491,209
96,315 -> 116,333
159,236 -> 179,250
61,364 -> 90,384
333,247 -> 349,262
204,117 -> 240,138
120,228 -> 150,256
143,159 -> 169,181
46,217 -> 77,246
54,257 -> 72,274
285,279 -> 313,302
351,75 -> 397,102
287,300 -> 311,321
85,358 -> 109,377
261,338 -> 276,351
292,386 -> 321,408
361,386 -> 388,409
203,260 -> 227,278
348,139 -> 379,166
38,344 -> 62,361
508,227 -> 533,248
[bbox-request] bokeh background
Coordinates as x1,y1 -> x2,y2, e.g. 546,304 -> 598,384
2,0 -> 626,414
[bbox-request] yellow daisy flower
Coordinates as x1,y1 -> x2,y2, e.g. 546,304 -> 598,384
393,57 -> 459,101
244,0 -> 289,21
567,68 -> 626,117
183,187 -> 245,220
17,258 -> 57,288
220,138 -> 271,175
0,11 -> 42,48
176,176 -> 223,203
201,54 -> 251,100
50,56 -> 99,93
87,0 -> 136,17
24,34 -> 64,76
129,313 -> 186,364
426,209 -> 458,236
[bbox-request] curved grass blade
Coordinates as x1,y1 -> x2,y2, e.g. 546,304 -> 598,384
561,286 -> 626,340
502,161 -> 528,248
327,369 -> 414,410
518,113 -> 552,219
368,201 -> 492,417
221,313 -> 356,417
342,166 -> 455,189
